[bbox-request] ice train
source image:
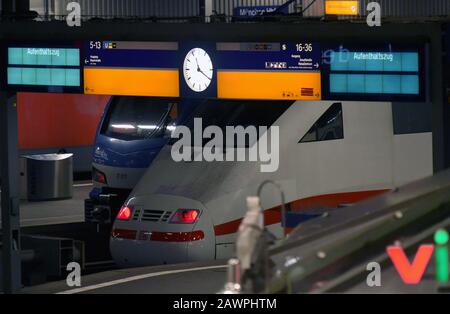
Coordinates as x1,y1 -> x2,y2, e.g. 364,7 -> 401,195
110,100 -> 433,266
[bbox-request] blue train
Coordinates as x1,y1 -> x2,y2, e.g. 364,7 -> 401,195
84,96 -> 197,224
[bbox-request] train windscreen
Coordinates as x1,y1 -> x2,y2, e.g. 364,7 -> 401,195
101,97 -> 178,141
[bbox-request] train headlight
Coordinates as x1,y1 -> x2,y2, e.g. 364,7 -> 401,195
93,167 -> 107,184
117,205 -> 133,221
169,209 -> 200,224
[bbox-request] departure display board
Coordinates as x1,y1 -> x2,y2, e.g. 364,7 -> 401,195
321,44 -> 425,101
325,1 -> 359,15
83,40 -> 321,100
3,40 -> 426,103
6,43 -> 83,93
84,41 -> 180,97
216,42 -> 322,100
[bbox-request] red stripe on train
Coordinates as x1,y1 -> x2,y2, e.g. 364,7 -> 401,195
213,189 -> 389,236
112,229 -> 205,242
111,229 -> 138,240
150,231 -> 205,242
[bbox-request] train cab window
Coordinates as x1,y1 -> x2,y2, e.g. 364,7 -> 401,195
299,103 -> 343,143
101,97 -> 178,141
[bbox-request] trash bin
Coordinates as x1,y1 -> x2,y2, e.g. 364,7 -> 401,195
24,153 -> 73,201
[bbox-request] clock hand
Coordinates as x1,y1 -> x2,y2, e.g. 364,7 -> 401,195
195,57 -> 212,80
198,69 -> 211,81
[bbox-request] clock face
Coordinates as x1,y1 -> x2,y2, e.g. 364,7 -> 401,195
183,48 -> 213,92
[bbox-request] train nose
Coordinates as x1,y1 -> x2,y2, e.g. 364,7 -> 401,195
110,195 -> 215,267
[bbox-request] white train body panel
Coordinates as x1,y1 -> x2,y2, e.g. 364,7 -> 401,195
110,100 -> 433,267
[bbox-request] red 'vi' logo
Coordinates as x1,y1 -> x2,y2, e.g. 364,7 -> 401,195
387,245 -> 435,284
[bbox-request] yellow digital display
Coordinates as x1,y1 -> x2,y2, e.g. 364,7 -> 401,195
84,68 -> 179,97
325,0 -> 359,15
84,41 -> 180,97
84,41 -> 323,100
217,71 -> 321,100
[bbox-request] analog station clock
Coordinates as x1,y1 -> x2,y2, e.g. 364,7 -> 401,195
183,48 -> 213,92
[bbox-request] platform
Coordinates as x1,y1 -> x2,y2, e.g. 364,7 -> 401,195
21,260 -> 228,294
0,182 -> 90,228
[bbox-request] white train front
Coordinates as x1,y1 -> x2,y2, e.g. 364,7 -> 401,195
110,100 -> 433,266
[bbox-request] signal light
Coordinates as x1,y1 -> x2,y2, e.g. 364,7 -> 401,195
93,167 -> 107,184
170,209 -> 200,224
117,205 -> 133,221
